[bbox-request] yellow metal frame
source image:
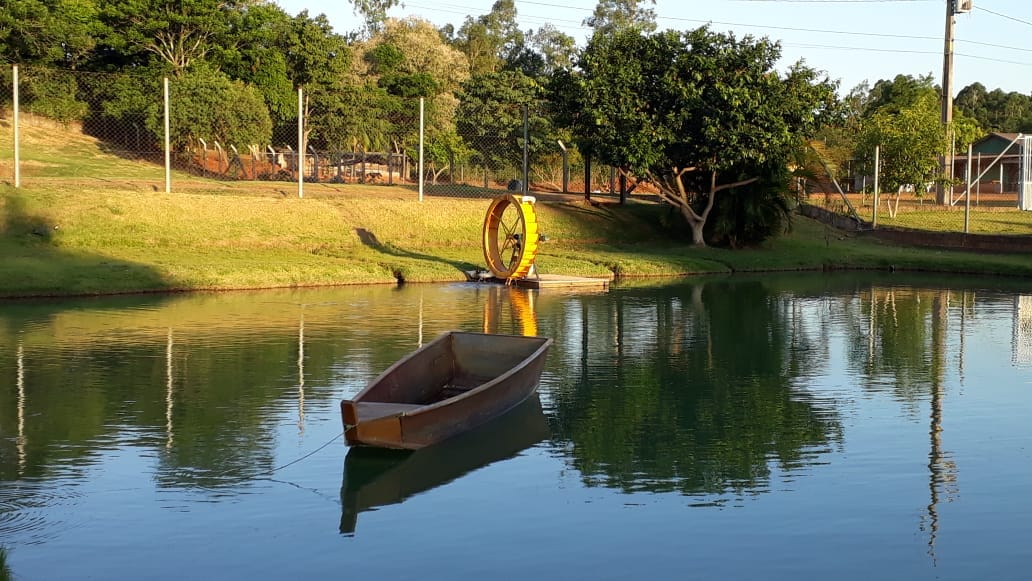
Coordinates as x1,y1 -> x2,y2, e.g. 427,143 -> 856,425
482,194 -> 539,281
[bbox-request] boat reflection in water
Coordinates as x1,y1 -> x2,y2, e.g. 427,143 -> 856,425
339,395 -> 550,535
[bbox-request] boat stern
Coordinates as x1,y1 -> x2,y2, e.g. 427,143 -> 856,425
341,399 -> 413,449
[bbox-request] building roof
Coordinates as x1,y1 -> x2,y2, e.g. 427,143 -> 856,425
971,132 -> 1024,156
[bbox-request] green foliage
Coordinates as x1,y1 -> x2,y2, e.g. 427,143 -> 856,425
583,0 -> 657,35
0,0 -> 107,67
366,43 -> 405,73
453,0 -> 524,76
855,87 -> 947,194
457,70 -> 554,173
862,73 -> 938,116
506,24 -> 576,78
98,0 -> 239,73
20,68 -> 88,122
347,0 -> 401,34
556,26 -> 836,245
213,3 -> 296,123
152,65 -> 272,150
955,82 -> 1032,134
704,164 -> 794,248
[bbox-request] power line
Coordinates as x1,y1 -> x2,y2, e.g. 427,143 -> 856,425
518,1 -> 1032,55
975,6 -> 1032,28
784,41 -> 1032,66
402,1 -> 1032,67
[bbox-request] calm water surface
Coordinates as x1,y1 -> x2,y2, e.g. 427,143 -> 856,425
1,274 -> 1031,580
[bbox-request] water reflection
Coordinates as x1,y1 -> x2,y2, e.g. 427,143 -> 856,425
550,278 -> 845,496
3,275 -> 1032,579
1015,295 -> 1032,365
339,396 -> 550,535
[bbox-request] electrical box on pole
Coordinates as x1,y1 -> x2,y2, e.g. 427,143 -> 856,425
953,0 -> 972,14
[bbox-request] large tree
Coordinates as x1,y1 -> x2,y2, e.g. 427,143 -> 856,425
955,82 -> 1032,134
347,0 -> 401,34
554,27 -> 836,246
451,0 -> 523,76
99,0 -> 243,75
0,0 -> 107,69
359,17 -> 470,165
852,75 -> 981,208
583,0 -> 657,35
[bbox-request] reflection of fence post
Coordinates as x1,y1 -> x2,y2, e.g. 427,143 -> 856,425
13,64 -> 19,188
163,77 -> 171,193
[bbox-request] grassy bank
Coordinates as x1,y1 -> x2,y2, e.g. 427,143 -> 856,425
3,180 -> 1032,298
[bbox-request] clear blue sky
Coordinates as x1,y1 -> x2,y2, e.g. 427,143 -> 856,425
274,0 -> 1032,96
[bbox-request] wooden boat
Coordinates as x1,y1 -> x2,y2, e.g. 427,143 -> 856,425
340,331 -> 552,450
339,395 -> 550,534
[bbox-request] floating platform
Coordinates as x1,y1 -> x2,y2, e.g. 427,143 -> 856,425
464,271 -> 610,292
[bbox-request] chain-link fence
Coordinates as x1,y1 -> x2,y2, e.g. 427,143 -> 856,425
15,63 -> 1027,238
800,140 -> 1032,237
1,64 -> 628,201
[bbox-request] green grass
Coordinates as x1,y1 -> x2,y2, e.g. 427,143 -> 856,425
3,115 -> 1032,297
874,208 -> 1032,235
5,180 -> 1032,298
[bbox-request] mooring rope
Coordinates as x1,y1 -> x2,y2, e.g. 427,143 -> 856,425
260,431 -> 345,477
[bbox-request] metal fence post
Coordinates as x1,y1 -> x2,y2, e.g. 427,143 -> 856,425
297,86 -> 304,199
872,145 -> 880,228
419,97 -> 424,203
558,140 -> 569,193
164,77 -> 171,193
964,143 -> 972,233
522,105 -> 529,195
13,64 -> 20,188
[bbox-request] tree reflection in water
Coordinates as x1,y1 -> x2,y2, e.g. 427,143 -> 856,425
549,278 -> 846,497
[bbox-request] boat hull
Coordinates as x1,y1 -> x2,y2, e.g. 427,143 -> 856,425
340,331 -> 552,449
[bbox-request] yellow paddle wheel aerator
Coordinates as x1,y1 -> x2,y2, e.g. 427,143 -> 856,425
482,194 -> 540,282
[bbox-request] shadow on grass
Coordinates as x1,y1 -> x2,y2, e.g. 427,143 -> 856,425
355,227 -> 476,282
0,188 -> 179,298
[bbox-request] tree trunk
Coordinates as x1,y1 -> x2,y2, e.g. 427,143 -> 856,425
680,206 -> 707,246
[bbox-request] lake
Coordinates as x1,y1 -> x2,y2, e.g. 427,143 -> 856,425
2,273 -> 1031,580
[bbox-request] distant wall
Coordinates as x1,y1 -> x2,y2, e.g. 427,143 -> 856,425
860,227 -> 1032,254
797,203 -> 863,231
798,203 -> 1032,254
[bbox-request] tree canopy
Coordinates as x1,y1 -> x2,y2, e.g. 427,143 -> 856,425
851,74 -> 983,199
955,82 -> 1032,134
554,26 -> 837,245
2,0 -> 1022,246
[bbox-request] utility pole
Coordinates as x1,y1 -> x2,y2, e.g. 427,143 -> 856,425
940,0 -> 973,205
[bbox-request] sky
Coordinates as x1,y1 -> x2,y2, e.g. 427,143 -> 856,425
273,0 -> 1032,96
